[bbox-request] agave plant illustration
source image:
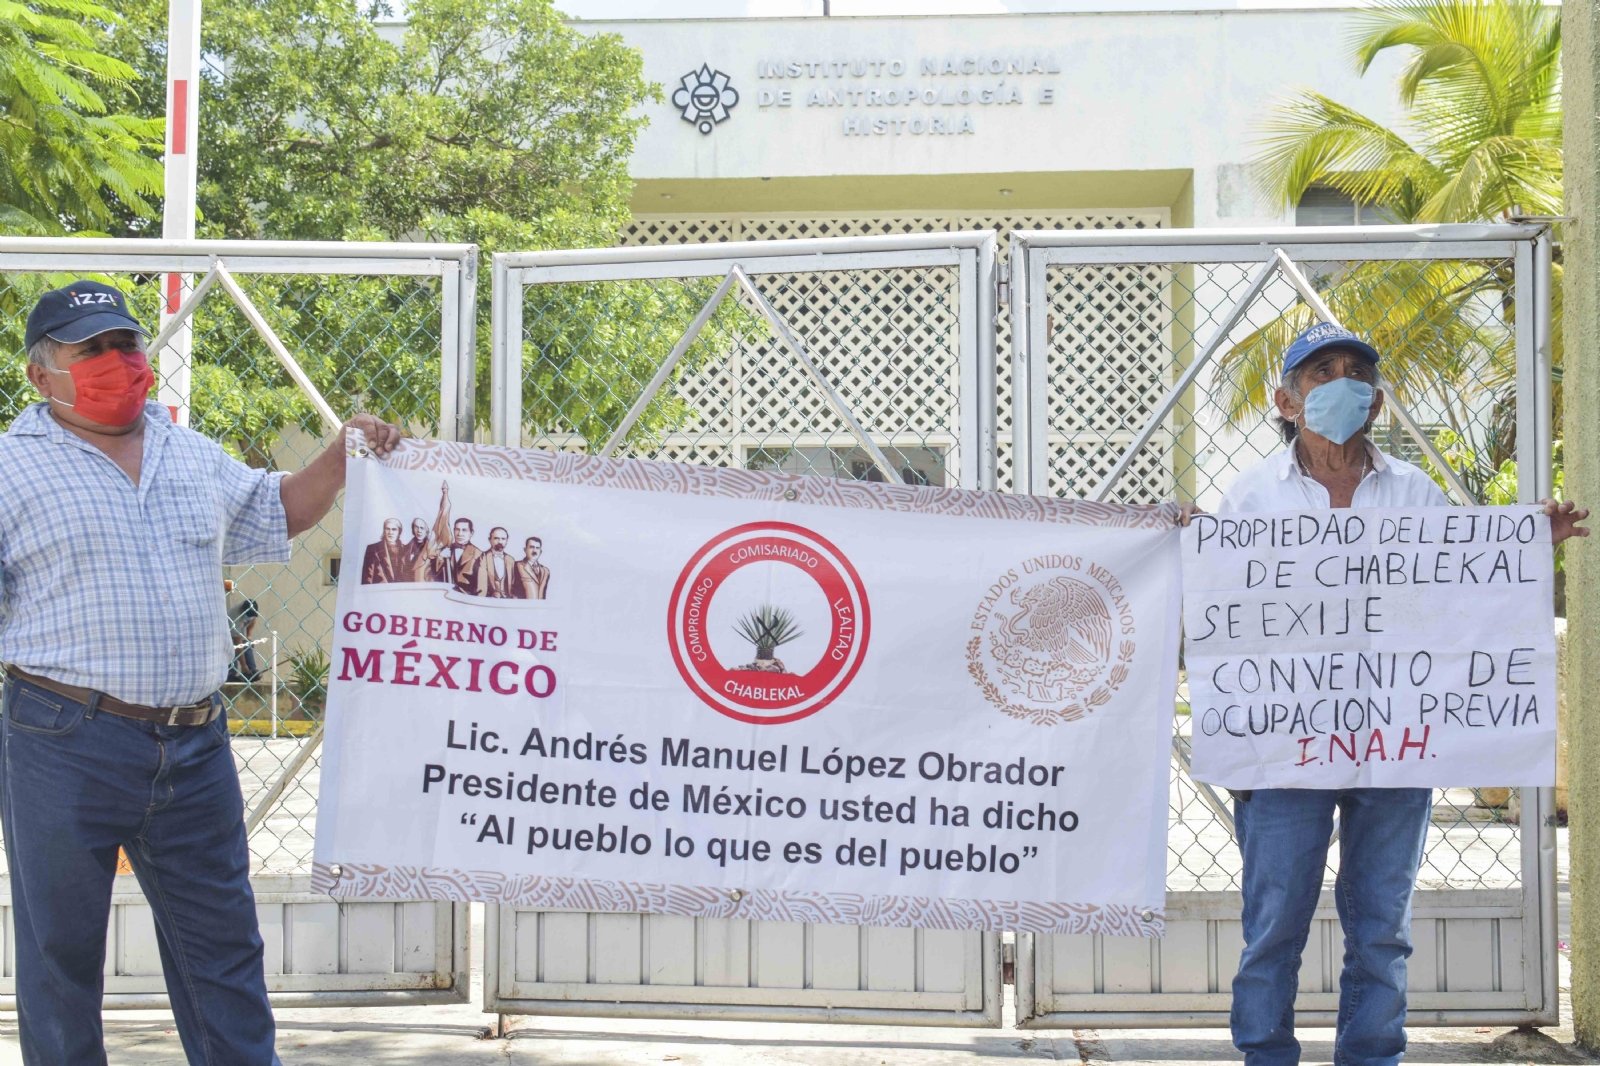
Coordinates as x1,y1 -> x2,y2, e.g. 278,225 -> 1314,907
734,605 -> 804,662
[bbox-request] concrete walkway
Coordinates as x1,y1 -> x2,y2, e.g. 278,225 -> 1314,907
0,990 -> 1588,1065
2,988 -> 1589,1064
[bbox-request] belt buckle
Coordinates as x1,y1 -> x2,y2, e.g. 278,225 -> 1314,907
167,706 -> 182,727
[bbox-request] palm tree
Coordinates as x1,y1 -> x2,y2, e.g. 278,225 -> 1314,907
1220,0 -> 1561,495
1252,0 -> 1560,223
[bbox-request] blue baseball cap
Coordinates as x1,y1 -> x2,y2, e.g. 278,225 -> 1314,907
24,280 -> 149,350
1282,322 -> 1380,377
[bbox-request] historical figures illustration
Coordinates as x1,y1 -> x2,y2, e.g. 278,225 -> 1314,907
360,518 -> 408,584
514,536 -> 550,600
357,480 -> 553,601
478,527 -> 516,598
401,517 -> 434,582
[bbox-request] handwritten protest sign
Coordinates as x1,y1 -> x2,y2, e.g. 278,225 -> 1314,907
1183,506 -> 1556,789
312,440 -> 1182,934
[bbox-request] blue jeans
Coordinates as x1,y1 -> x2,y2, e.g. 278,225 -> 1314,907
0,677 -> 278,1065
1231,787 -> 1433,1066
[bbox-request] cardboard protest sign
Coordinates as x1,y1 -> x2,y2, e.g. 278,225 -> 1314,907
312,440 -> 1181,934
1183,506 -> 1556,789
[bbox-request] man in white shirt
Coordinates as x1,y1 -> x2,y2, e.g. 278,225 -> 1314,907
1200,322 -> 1586,1066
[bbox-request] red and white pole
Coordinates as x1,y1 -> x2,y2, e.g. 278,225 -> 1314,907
159,0 -> 201,426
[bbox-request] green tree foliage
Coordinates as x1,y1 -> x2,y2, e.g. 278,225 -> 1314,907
520,277 -> 762,456
0,0 -> 163,236
188,0 -> 650,249
1253,0 -> 1561,222
0,2 -> 161,418
178,0 -> 668,455
4,0 -> 710,461
1223,0 -> 1561,497
3,0 -> 752,463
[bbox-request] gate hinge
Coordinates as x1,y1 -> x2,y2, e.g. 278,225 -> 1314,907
997,262 -> 1010,307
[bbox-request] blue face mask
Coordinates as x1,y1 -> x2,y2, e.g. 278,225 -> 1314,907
1300,377 -> 1375,445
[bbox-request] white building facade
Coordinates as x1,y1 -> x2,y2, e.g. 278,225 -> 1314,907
556,9 -> 1416,508
586,7 -> 1405,236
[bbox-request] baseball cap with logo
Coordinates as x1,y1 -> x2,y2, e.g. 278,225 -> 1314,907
1281,322 -> 1380,377
24,280 -> 150,351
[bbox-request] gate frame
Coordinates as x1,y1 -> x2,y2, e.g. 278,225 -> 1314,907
491,231 -> 999,491
0,236 -> 481,1008
0,237 -> 480,443
1008,222 -> 1559,1029
483,233 -> 1004,1026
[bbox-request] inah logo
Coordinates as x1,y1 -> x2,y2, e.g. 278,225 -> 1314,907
967,555 -> 1136,725
672,64 -> 739,134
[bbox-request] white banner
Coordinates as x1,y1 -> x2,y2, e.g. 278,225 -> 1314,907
311,441 -> 1181,935
1183,506 -> 1556,789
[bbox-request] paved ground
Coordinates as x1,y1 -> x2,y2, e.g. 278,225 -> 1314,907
2,989 -> 1590,1064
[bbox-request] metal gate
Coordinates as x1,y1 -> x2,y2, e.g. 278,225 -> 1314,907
0,225 -> 1557,1025
484,232 -> 1004,1024
0,236 -> 477,1007
1007,223 -> 1559,1027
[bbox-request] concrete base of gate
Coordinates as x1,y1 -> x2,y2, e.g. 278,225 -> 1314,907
3,990 -> 1592,1065
0,880 -> 1588,1064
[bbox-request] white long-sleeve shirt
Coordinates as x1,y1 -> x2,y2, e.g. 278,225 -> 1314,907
1219,440 -> 1450,513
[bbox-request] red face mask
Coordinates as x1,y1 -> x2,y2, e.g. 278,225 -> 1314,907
48,349 -> 154,426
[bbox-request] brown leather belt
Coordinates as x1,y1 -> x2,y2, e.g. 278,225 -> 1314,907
5,667 -> 220,727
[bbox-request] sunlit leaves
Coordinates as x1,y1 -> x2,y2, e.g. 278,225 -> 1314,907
188,0 -> 654,247
1253,0 -> 1562,222
0,0 -> 163,235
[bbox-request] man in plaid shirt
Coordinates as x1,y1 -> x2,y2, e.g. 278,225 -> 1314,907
0,281 -> 402,1065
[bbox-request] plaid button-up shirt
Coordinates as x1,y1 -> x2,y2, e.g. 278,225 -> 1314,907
0,402 -> 290,706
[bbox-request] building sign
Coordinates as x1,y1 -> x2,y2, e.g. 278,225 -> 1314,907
672,64 -> 740,134
753,53 -> 1060,137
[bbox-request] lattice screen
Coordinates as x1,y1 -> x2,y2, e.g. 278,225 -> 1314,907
632,266 -> 963,479
1043,260 -> 1176,500
615,212 -> 1167,493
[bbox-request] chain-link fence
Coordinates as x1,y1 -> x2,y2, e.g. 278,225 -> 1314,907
613,211 -> 1167,496
1011,223 -> 1558,1026
0,239 -> 476,883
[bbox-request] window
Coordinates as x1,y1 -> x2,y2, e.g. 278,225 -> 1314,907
745,445 -> 947,487
1296,185 -> 1397,227
1370,421 -> 1449,467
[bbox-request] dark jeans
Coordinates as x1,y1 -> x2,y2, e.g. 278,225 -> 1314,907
0,676 -> 278,1065
1231,787 -> 1433,1066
